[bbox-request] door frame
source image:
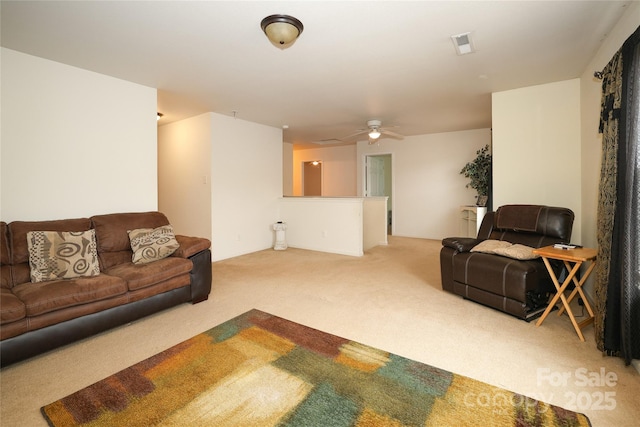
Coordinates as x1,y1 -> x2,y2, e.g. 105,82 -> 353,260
363,153 -> 394,235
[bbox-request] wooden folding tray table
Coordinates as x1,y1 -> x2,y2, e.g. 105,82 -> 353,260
533,245 -> 597,341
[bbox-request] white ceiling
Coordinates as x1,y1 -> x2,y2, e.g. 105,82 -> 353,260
1,1 -> 633,148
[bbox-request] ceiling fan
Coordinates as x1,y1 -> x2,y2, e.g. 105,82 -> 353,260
341,119 -> 404,144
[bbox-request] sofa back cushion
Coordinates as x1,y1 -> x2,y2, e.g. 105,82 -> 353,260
7,219 -> 93,286
91,212 -> 170,270
485,205 -> 574,248
1,222 -> 11,289
1,222 -> 9,265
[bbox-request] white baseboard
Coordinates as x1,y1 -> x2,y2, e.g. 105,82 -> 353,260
632,359 -> 640,374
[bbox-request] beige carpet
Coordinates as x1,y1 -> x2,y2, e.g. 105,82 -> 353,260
1,237 -> 638,426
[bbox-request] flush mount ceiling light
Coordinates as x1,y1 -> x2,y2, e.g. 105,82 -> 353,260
451,32 -> 476,55
261,14 -> 304,49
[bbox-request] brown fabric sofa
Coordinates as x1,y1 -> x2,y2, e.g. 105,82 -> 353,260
0,211 -> 211,366
440,205 -> 574,320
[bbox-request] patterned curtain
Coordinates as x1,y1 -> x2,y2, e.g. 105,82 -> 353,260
594,26 -> 640,365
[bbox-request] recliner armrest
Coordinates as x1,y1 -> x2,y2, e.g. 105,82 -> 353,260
442,237 -> 479,253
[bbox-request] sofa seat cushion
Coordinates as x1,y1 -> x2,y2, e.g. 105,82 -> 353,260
127,275 -> 191,303
1,289 -> 26,324
0,318 -> 28,340
12,275 -> 127,317
20,293 -> 131,335
1,265 -> 12,290
103,257 -> 193,291
452,252 -> 547,303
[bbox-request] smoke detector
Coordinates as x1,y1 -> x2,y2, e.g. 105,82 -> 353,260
451,32 -> 476,55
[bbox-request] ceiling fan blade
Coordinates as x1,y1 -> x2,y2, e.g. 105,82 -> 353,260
312,138 -> 342,145
381,129 -> 404,140
339,129 -> 368,141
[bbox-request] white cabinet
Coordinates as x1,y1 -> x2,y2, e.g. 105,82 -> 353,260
459,206 -> 487,237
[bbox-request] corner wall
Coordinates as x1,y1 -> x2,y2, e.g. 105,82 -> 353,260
159,112 -> 283,262
0,48 -> 157,222
492,79 -> 582,243
210,113 -> 283,261
158,113 -> 212,240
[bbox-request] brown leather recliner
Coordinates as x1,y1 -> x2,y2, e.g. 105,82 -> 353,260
440,205 -> 574,320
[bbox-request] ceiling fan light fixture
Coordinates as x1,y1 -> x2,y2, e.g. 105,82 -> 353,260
261,14 -> 303,48
368,130 -> 381,139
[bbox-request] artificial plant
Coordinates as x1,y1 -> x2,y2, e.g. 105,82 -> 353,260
460,144 -> 492,204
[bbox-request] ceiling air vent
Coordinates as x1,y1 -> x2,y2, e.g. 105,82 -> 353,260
451,32 -> 475,55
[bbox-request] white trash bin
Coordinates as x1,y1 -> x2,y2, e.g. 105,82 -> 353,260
273,221 -> 287,250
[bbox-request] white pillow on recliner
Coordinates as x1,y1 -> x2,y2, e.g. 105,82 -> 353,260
493,244 -> 540,260
470,239 -> 512,254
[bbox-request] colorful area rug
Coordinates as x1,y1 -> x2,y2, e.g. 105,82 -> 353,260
42,309 -> 591,426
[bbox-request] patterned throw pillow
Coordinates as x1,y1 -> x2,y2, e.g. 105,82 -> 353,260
27,230 -> 101,283
128,225 -> 179,264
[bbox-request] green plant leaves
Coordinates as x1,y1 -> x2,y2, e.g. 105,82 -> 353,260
460,144 -> 491,197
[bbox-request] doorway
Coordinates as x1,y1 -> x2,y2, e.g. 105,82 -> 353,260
365,154 -> 392,234
303,161 -> 322,196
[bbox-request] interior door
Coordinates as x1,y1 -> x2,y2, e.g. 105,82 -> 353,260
365,154 -> 392,234
366,156 -> 385,197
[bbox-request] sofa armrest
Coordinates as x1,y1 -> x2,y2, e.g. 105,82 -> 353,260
173,235 -> 211,259
188,249 -> 212,304
171,235 -> 212,303
441,237 -> 479,253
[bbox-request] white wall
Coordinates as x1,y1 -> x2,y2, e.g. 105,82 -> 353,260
158,113 -> 212,240
356,129 -> 491,239
292,145 -> 357,196
210,113 -> 283,261
362,197 -> 388,250
0,48 -> 158,222
279,197 -> 365,256
492,79 -> 582,243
